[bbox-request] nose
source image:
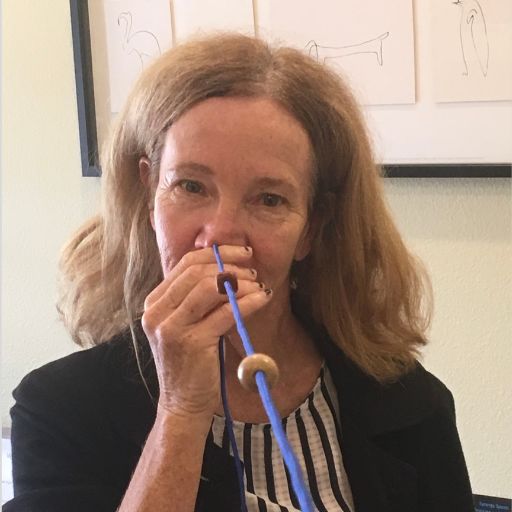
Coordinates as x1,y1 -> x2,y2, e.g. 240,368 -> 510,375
194,200 -> 249,249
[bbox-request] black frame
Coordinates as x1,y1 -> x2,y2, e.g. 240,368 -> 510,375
71,0 -> 100,177
70,0 -> 511,178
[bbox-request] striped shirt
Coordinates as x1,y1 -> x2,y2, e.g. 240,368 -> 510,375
211,364 -> 355,511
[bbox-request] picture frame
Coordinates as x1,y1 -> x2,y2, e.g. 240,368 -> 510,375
69,0 -> 511,178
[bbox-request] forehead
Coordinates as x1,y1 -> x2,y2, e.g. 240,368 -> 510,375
160,97 -> 313,187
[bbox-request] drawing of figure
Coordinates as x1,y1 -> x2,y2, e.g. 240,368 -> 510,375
453,0 -> 489,76
117,12 -> 161,70
305,32 -> 390,66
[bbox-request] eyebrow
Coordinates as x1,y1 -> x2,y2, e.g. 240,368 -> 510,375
167,162 -> 214,175
253,176 -> 297,192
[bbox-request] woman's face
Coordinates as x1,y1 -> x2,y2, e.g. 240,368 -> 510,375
146,96 -> 314,301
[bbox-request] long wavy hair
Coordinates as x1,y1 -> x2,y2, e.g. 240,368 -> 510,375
57,33 -> 432,383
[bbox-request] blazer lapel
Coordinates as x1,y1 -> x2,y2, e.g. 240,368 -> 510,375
196,430 -> 241,511
340,417 -> 418,512
316,331 -> 422,512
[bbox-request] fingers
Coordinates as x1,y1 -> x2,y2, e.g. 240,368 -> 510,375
198,287 -> 273,338
169,245 -> 252,283
145,245 -> 254,308
146,263 -> 257,314
171,277 -> 265,326
152,284 -> 272,351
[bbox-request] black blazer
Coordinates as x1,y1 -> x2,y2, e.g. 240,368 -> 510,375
5,325 -> 473,511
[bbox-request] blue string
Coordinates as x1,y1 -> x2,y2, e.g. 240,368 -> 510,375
218,336 -> 248,512
213,247 -> 254,356
213,244 -> 314,512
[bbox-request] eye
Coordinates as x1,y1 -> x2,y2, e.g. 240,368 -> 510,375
179,180 -> 203,194
260,193 -> 284,207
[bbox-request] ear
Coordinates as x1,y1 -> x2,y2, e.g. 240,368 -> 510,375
139,156 -> 152,187
138,156 -> 156,231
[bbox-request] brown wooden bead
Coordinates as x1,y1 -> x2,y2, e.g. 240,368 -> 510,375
216,272 -> 238,294
237,353 -> 280,392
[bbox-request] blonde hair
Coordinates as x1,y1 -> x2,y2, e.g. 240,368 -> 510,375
58,33 -> 432,382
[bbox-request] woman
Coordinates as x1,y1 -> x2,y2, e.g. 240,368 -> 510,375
6,34 -> 473,512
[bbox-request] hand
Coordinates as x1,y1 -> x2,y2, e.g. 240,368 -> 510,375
141,245 -> 272,419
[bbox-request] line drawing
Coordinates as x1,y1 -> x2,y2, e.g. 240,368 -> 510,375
117,11 -> 162,70
305,32 -> 390,66
453,0 -> 489,76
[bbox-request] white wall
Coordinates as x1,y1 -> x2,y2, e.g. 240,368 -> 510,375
2,0 -> 511,500
385,178 -> 511,498
1,0 -> 100,422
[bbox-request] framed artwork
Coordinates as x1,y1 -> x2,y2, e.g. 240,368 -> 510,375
70,0 -> 511,178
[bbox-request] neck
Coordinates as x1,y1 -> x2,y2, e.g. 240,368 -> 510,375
216,292 -> 324,421
222,290 -> 320,381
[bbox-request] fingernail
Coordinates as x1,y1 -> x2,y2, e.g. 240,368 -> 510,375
250,268 -> 257,277
258,282 -> 265,289
264,288 -> 272,296
244,246 -> 252,253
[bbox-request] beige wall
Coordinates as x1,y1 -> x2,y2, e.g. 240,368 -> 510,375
2,0 -> 511,499
2,0 -> 100,421
385,179 -> 511,498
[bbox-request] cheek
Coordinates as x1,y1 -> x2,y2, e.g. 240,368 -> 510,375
253,220 -> 308,283
152,205 -> 197,274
